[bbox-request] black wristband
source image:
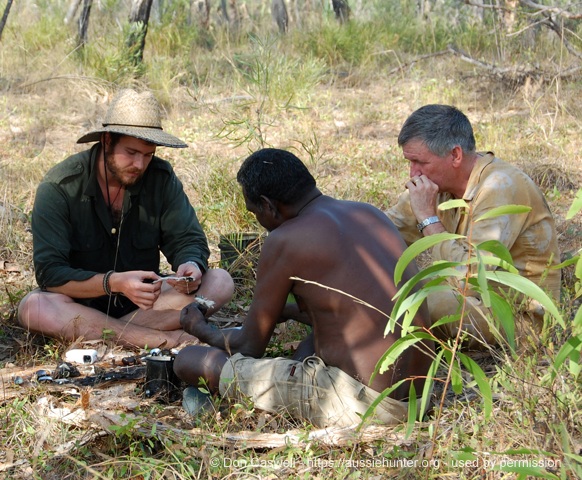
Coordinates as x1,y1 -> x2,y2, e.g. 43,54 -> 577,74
103,270 -> 114,296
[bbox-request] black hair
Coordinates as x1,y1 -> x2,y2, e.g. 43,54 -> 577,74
237,148 -> 316,206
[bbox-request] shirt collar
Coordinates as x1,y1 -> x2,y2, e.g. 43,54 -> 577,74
463,151 -> 495,201
83,143 -> 101,198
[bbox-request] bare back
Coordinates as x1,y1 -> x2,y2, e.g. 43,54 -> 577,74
248,195 -> 433,398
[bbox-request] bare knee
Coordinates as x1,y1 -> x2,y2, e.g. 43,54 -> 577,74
201,268 -> 234,310
18,290 -> 73,332
18,290 -> 44,329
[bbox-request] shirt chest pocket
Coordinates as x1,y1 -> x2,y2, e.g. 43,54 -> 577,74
122,226 -> 161,271
70,235 -> 106,272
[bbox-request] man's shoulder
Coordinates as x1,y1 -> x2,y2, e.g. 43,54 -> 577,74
42,149 -> 92,184
481,155 -> 536,187
148,156 -> 174,174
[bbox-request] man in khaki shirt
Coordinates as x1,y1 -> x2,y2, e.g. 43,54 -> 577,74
386,104 -> 560,348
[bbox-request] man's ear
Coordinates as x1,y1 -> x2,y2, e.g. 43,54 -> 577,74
259,195 -> 277,215
451,145 -> 463,168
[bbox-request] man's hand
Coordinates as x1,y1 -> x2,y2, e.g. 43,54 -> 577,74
109,271 -> 161,310
405,174 -> 439,222
180,302 -> 208,338
170,261 -> 203,295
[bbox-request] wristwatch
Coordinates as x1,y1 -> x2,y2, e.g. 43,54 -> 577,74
417,216 -> 441,232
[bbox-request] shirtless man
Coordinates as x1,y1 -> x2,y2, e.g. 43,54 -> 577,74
174,148 -> 434,428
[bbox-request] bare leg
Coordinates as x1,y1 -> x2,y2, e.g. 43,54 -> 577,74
18,290 -> 200,349
279,301 -> 311,325
292,332 -> 315,361
173,345 -> 229,392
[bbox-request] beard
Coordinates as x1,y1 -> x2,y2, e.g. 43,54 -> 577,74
104,147 -> 144,187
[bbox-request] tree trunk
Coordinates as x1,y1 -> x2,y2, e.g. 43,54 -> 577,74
331,0 -> 350,24
126,0 -> 154,66
272,0 -> 288,33
189,0 -> 210,28
0,0 -> 13,43
77,0 -> 93,48
64,0 -> 81,25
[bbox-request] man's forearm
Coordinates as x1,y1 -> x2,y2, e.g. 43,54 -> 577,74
46,274 -> 106,298
196,325 -> 244,351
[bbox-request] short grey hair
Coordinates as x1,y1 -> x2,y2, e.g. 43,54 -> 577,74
398,105 -> 476,157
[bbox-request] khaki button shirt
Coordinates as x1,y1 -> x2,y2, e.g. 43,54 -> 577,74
386,153 -> 561,300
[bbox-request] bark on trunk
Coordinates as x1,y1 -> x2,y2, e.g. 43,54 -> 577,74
272,0 -> 288,33
331,0 -> 350,24
77,0 -> 93,48
126,0 -> 154,65
0,0 -> 14,43
64,0 -> 81,25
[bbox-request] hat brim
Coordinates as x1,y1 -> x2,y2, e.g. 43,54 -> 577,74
77,125 -> 187,148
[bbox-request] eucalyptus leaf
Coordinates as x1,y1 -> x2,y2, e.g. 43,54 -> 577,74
443,350 -> 463,395
476,251 -> 491,307
432,313 -> 462,329
394,233 -> 466,285
392,261 -> 461,302
438,198 -> 470,211
406,382 -> 417,438
400,296 -> 427,337
468,254 -> 518,274
359,378 -> 407,426
475,204 -> 531,222
485,271 -> 564,328
489,291 -> 516,352
476,239 -> 514,266
458,352 -> 493,419
375,332 -> 435,376
389,284 -> 452,333
419,349 -> 444,421
566,188 -> 582,220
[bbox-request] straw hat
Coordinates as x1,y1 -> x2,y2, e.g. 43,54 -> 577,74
77,89 -> 187,148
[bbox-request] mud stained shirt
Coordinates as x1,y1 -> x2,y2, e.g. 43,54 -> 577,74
385,153 -> 561,300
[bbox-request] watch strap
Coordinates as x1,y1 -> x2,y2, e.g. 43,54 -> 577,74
417,215 -> 441,232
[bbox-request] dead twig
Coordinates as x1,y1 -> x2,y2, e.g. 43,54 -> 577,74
390,44 -> 581,85
519,0 -> 582,20
542,17 -> 582,61
387,49 -> 451,75
92,410 -> 415,449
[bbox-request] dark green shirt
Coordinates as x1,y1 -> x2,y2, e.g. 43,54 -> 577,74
32,144 -> 210,290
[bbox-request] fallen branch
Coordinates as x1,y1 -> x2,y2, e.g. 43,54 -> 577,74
388,44 -> 581,84
542,17 -> 582,61
92,410 -> 414,449
387,49 -> 451,76
519,0 -> 582,20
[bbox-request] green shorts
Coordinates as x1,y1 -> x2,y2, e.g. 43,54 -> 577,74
219,354 -> 408,428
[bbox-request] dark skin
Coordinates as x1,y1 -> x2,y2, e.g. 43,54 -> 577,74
174,188 -> 434,400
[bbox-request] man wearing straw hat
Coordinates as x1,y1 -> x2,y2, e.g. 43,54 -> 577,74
18,89 -> 234,349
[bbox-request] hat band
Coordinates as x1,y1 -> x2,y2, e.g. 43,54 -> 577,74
103,123 -> 164,130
